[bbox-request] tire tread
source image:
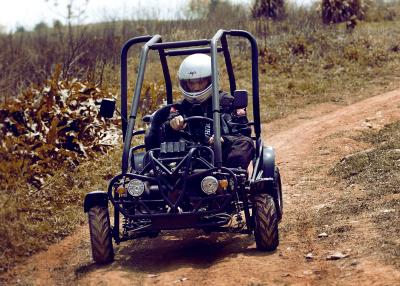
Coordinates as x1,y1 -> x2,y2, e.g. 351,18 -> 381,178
88,206 -> 114,264
253,194 -> 279,251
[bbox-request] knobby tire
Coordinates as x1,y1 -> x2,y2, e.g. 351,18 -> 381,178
253,194 -> 279,251
88,206 -> 114,264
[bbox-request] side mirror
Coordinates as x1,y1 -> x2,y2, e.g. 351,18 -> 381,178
233,90 -> 248,109
142,114 -> 152,124
99,98 -> 116,118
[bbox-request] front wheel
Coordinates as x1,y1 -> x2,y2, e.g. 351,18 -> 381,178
253,194 -> 279,251
88,206 -> 114,264
274,167 -> 283,221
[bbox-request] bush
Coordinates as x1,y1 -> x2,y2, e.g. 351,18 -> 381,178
321,0 -> 368,29
252,0 -> 286,20
0,72 -> 122,273
0,67 -> 120,188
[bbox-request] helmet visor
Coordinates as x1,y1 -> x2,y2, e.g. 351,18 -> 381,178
180,76 -> 212,93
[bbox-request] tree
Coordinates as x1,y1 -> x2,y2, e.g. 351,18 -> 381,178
251,0 -> 286,49
321,0 -> 368,30
0,25 -> 6,35
53,19 -> 63,29
34,21 -> 49,32
15,25 -> 26,33
252,0 -> 286,21
45,0 -> 90,78
185,0 -> 242,19
185,0 -> 209,19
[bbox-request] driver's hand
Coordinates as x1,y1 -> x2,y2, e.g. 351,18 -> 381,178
170,115 -> 187,131
208,135 -> 224,145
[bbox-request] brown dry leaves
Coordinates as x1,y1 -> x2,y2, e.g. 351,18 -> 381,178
0,70 -> 120,188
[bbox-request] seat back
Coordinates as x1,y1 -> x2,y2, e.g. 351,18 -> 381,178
144,104 -> 175,150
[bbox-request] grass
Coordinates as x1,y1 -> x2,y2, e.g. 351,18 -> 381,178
256,20 -> 400,121
132,18 -> 400,123
332,122 -> 400,195
0,146 -> 122,273
330,121 -> 400,267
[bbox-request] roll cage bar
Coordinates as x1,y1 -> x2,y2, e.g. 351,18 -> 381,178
120,29 -> 261,174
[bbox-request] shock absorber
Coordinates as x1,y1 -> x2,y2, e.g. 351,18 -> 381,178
122,216 -> 129,238
233,190 -> 244,228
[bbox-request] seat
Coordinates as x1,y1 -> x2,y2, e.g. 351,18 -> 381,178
144,104 -> 176,151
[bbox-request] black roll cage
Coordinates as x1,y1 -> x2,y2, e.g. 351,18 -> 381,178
120,29 -> 261,174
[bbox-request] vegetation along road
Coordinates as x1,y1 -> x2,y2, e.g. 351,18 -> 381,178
3,88 -> 399,285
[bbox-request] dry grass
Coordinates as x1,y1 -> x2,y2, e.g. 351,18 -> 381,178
0,74 -> 122,272
125,16 -> 400,123
1,1 -> 400,107
0,146 -> 122,273
330,121 -> 400,267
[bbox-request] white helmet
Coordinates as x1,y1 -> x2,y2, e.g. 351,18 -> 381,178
178,53 -> 212,103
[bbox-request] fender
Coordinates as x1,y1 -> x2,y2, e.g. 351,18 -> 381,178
83,191 -> 108,213
250,146 -> 276,195
261,146 -> 282,219
262,146 -> 275,179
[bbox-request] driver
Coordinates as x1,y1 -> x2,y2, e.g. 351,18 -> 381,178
161,53 -> 254,170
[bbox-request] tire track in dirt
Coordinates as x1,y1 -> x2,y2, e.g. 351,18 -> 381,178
2,89 -> 400,285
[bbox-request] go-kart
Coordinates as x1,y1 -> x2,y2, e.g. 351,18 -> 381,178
84,29 -> 283,264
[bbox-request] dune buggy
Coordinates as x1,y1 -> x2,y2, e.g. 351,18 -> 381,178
84,29 -> 283,264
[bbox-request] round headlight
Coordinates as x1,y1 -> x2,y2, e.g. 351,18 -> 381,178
201,176 -> 218,195
127,179 -> 145,197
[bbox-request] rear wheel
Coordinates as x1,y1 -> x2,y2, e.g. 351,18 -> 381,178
253,194 -> 279,251
88,206 -> 114,264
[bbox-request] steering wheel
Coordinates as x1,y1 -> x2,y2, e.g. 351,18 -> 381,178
178,116 -> 214,143
184,116 -> 214,124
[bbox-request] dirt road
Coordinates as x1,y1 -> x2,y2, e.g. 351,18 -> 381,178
4,89 -> 400,285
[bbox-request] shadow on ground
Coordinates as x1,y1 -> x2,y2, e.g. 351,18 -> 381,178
75,229 -> 276,277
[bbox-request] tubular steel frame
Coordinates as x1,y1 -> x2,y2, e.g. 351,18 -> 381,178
112,30 -> 263,243
109,144 -> 243,242
120,29 -> 261,174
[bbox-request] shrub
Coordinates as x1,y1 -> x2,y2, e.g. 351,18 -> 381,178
0,67 -> 120,188
321,0 -> 368,30
252,0 -> 286,20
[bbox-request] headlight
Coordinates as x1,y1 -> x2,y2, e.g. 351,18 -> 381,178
201,176 -> 218,195
127,179 -> 145,197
